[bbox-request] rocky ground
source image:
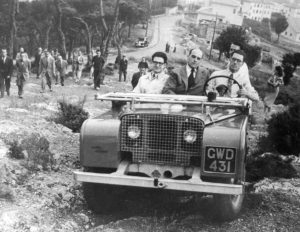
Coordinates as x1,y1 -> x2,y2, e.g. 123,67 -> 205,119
0,67 -> 299,232
1,14 -> 300,232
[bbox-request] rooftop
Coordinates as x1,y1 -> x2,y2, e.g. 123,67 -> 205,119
211,0 -> 240,7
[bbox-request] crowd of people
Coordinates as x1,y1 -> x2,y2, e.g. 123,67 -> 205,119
0,43 -> 284,113
0,47 -> 107,98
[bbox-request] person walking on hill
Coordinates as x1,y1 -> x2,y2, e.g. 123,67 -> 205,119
74,50 -> 84,83
55,55 -> 68,86
0,49 -> 13,98
34,47 -> 43,79
39,49 -> 56,93
263,65 -> 284,113
92,49 -> 105,90
16,53 -> 31,99
119,55 -> 128,82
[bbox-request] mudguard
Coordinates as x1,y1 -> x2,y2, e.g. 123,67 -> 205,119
80,119 -> 120,168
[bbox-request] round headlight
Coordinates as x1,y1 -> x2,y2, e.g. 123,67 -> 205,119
128,125 -> 141,139
183,130 -> 197,143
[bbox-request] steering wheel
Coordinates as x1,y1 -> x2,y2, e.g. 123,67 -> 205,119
203,75 -> 242,96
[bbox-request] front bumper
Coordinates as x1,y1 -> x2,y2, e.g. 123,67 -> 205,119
73,171 -> 243,195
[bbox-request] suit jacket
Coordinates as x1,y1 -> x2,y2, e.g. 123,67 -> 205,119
16,60 -> 31,80
77,55 -> 85,71
162,65 -> 209,95
55,59 -> 68,75
0,56 -> 14,78
119,59 -> 128,71
39,56 -> 56,78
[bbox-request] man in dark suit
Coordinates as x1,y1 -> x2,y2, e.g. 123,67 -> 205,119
162,48 -> 209,95
55,55 -> 68,86
92,49 -> 105,90
0,49 -> 14,98
16,53 -> 31,98
119,55 -> 128,82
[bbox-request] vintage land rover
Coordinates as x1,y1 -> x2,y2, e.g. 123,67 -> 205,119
74,78 -> 250,220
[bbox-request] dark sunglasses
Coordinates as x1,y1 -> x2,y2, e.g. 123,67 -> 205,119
191,55 -> 201,60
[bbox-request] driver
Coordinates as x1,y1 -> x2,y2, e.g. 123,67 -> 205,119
208,50 -> 259,101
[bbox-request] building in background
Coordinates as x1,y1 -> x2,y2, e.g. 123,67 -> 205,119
242,0 -> 300,21
282,17 -> 300,42
183,0 -> 242,26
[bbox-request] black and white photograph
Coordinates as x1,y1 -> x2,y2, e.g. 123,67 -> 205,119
0,0 -> 300,231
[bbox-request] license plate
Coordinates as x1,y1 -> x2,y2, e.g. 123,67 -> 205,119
204,146 -> 236,173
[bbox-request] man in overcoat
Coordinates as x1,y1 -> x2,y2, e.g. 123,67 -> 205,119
39,49 -> 56,93
0,49 -> 13,98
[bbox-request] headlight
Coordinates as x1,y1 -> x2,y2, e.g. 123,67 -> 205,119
183,130 -> 197,143
128,125 -> 141,139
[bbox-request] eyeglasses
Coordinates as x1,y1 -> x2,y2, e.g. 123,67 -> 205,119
153,61 -> 165,65
191,55 -> 201,60
231,57 -> 242,63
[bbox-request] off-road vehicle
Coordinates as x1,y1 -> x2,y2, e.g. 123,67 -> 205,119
74,76 -> 250,220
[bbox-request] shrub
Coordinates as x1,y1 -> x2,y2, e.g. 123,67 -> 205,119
8,140 -> 25,159
246,153 -> 298,182
22,133 -> 55,171
257,103 -> 300,155
55,96 -> 89,133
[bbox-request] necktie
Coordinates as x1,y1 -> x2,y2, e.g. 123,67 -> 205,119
227,73 -> 234,96
188,68 -> 195,89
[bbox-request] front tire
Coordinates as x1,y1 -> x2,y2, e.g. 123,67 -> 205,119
213,193 -> 244,221
82,183 -> 123,214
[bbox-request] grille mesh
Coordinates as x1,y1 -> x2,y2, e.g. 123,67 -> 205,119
120,114 -> 204,166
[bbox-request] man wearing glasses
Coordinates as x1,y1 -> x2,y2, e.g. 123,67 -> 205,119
162,48 -> 209,95
226,43 -> 249,80
209,50 -> 259,101
133,52 -> 169,94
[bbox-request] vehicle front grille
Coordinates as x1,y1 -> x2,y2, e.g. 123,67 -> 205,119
120,114 -> 204,166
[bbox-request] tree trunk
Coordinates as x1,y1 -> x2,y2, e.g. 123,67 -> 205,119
8,0 -> 18,58
43,23 -> 52,49
68,36 -> 75,61
54,0 -> 67,59
277,33 -> 280,42
127,24 -> 131,38
98,0 -> 121,61
103,0 -> 121,61
74,17 -> 91,60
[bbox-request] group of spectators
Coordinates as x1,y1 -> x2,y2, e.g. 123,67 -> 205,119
0,46 -> 108,98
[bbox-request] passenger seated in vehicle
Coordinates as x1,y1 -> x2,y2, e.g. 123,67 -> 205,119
162,48 -> 209,95
133,52 -> 169,94
208,50 -> 259,101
